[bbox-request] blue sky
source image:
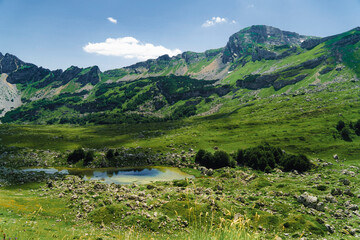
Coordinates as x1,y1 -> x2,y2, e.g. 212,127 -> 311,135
0,0 -> 359,71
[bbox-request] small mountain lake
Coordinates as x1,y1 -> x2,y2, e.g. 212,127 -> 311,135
22,166 -> 194,184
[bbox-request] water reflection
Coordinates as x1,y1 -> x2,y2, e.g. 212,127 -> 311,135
22,166 -> 193,185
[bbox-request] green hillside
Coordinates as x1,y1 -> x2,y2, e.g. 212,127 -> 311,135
1,26 -> 360,127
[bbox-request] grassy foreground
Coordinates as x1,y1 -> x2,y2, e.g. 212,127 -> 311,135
0,183 -> 255,240
1,161 -> 359,239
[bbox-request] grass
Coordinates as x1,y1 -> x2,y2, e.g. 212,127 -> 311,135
2,160 -> 358,239
0,181 -> 256,239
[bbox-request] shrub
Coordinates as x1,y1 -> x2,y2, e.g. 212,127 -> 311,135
340,127 -> 352,141
106,149 -> 115,160
264,165 -> 272,173
202,152 -> 214,168
195,144 -> 312,172
84,151 -> 95,166
67,148 -> 85,164
195,149 -> 234,169
354,119 -> 360,136
281,154 -> 312,172
317,185 -> 327,191
213,150 -> 233,169
235,149 -> 245,165
171,105 -> 197,120
336,120 -> 345,131
195,149 -> 206,165
236,144 -> 283,171
173,179 -> 189,187
235,144 -> 312,172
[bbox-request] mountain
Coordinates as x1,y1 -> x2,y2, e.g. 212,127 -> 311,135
110,25 -> 315,81
0,25 -> 360,124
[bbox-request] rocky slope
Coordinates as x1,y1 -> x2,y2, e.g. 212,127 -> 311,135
0,74 -> 22,117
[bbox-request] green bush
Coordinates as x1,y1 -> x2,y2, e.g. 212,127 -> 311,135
213,150 -> 234,169
106,149 -> 115,160
84,151 -> 95,166
195,149 -> 206,165
202,152 -> 214,168
67,148 -> 85,164
171,104 -> 197,120
317,185 -> 327,191
340,127 -> 352,141
264,165 -> 272,173
235,144 -> 283,171
173,179 -> 189,187
281,154 -> 312,172
354,119 -> 360,136
235,144 -> 312,172
336,120 -> 345,131
195,149 -> 234,169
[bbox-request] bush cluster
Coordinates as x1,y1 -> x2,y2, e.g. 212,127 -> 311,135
236,144 -> 312,172
66,147 -> 157,167
67,148 -> 86,164
335,119 -> 360,141
67,148 -> 94,165
195,144 -> 313,172
195,149 -> 235,169
171,104 -> 197,120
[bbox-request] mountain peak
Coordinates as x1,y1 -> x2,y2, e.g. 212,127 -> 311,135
0,52 -> 25,73
235,25 -> 304,42
222,25 -> 311,63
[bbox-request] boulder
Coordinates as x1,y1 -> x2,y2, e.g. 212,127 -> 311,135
325,194 -> 338,203
297,192 -> 318,209
325,224 -> 335,233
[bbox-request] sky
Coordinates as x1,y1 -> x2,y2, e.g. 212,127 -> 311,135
0,0 -> 359,71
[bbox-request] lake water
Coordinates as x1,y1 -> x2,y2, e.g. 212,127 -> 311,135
22,166 -> 194,184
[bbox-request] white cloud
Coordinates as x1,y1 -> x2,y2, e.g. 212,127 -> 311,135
201,17 -> 237,28
247,4 -> 255,8
83,37 -> 182,61
202,17 -> 228,28
107,17 -> 117,24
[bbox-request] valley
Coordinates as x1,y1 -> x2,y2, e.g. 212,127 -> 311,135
0,25 -> 360,239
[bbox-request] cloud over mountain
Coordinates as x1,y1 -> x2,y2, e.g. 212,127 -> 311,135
202,17 -> 236,28
83,37 -> 182,61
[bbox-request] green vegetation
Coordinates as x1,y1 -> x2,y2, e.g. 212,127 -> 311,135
67,148 -> 86,164
235,144 -> 312,172
335,119 -> 360,141
195,149 -> 235,169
